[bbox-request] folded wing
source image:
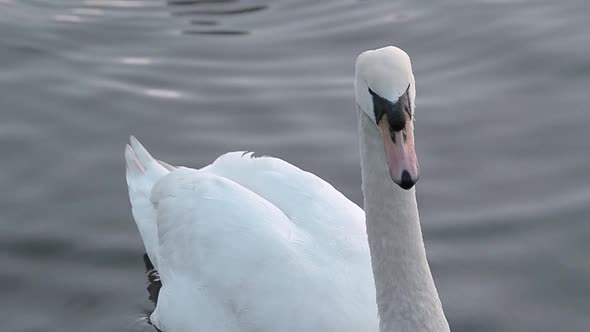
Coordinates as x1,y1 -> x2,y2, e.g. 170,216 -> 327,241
124,138 -> 377,332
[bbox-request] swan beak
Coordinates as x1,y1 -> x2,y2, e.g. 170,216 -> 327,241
378,112 -> 420,190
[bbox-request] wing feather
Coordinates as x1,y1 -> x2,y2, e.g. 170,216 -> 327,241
126,139 -> 377,332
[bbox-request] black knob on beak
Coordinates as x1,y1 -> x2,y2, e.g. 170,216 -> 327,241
399,170 -> 415,190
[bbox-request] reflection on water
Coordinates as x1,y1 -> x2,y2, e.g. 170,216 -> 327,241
65,0 -> 268,35
83,0 -> 157,8
168,0 -> 267,35
0,0 -> 589,331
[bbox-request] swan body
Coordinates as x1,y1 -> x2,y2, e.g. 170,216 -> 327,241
125,46 -> 450,332
126,142 -> 378,332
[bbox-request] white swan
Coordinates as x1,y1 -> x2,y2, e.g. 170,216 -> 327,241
125,46 -> 450,332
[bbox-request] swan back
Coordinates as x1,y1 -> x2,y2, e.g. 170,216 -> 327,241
124,138 -> 379,332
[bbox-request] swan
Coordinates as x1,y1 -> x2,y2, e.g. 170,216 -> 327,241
125,46 -> 450,332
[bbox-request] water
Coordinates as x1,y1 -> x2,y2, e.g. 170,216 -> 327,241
1,0 -> 589,331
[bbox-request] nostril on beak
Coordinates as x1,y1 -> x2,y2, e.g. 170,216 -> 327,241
399,170 -> 414,190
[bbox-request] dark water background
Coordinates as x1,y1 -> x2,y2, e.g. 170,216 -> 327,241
1,0 -> 589,331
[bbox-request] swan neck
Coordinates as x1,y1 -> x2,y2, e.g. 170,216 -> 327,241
357,109 -> 450,332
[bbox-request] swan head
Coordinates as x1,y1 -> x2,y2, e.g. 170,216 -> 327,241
355,46 -> 419,190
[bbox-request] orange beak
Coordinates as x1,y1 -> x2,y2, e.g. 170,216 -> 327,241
378,112 -> 419,190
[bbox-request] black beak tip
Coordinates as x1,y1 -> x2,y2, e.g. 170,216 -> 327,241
399,170 -> 417,190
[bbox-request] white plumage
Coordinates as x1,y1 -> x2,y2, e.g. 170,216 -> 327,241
125,46 -> 450,332
125,138 -> 378,332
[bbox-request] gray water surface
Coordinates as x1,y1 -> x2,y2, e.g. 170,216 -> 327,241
1,0 -> 589,331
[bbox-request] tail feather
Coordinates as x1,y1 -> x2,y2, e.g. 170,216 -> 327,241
125,136 -> 171,271
157,159 -> 176,172
125,144 -> 145,175
129,135 -> 169,179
